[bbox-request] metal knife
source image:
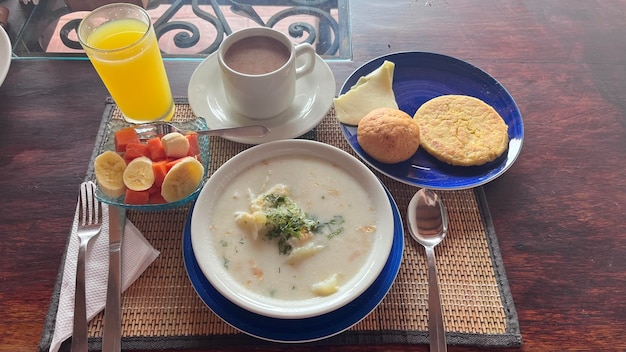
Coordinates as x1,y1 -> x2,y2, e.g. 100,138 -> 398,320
102,205 -> 125,352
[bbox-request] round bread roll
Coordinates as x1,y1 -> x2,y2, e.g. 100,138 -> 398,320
413,95 -> 509,166
357,108 -> 421,164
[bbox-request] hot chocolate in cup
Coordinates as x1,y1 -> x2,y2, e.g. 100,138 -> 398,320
218,27 -> 316,120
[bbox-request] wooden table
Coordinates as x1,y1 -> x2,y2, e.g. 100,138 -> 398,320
1,1 -> 625,351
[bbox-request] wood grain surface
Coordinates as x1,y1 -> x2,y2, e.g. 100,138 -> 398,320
1,1 -> 625,351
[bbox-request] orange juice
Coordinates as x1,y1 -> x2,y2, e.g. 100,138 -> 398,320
83,17 -> 174,122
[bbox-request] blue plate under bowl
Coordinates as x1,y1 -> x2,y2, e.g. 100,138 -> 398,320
340,52 -> 524,190
182,187 -> 404,343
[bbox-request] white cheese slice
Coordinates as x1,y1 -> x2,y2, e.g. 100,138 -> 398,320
333,60 -> 398,125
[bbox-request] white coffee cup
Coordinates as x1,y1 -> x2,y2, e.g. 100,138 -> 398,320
217,27 -> 316,120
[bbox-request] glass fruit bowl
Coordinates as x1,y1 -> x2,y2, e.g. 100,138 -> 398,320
91,117 -> 211,212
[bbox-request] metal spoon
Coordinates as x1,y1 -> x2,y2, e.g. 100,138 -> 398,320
133,122 -> 270,140
407,188 -> 449,352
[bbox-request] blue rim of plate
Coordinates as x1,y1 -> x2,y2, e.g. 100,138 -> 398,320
182,186 -> 404,343
93,117 -> 211,211
339,51 -> 524,190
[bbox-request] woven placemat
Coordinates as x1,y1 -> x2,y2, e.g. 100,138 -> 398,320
40,99 -> 521,351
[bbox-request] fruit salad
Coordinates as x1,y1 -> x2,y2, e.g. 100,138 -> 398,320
94,126 -> 205,205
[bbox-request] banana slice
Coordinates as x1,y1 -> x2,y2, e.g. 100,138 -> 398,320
123,156 -> 154,191
161,132 -> 190,158
94,150 -> 127,198
161,156 -> 204,202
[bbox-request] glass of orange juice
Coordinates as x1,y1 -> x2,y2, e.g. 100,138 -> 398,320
78,3 -> 174,123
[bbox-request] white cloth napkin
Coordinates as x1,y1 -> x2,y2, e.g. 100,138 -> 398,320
49,203 -> 160,352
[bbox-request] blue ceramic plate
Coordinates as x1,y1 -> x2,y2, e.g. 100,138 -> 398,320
340,52 -> 524,190
182,187 -> 404,343
94,117 -> 210,211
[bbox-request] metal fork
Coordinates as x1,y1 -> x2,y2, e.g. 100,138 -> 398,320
71,181 -> 102,352
132,121 -> 269,140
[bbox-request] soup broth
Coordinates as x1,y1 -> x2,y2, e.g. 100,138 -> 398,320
205,155 -> 378,301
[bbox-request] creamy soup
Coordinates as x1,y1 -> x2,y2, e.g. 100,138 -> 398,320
205,155 -> 377,301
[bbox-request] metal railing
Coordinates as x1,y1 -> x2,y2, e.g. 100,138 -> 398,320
12,0 -> 351,60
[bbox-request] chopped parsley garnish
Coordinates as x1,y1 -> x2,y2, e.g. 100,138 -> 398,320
261,192 -> 345,255
323,215 -> 346,239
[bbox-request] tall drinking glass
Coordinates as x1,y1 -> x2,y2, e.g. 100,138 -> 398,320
78,3 -> 174,123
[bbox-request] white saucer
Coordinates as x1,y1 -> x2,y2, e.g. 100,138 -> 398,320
0,26 -> 11,87
188,51 -> 335,144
